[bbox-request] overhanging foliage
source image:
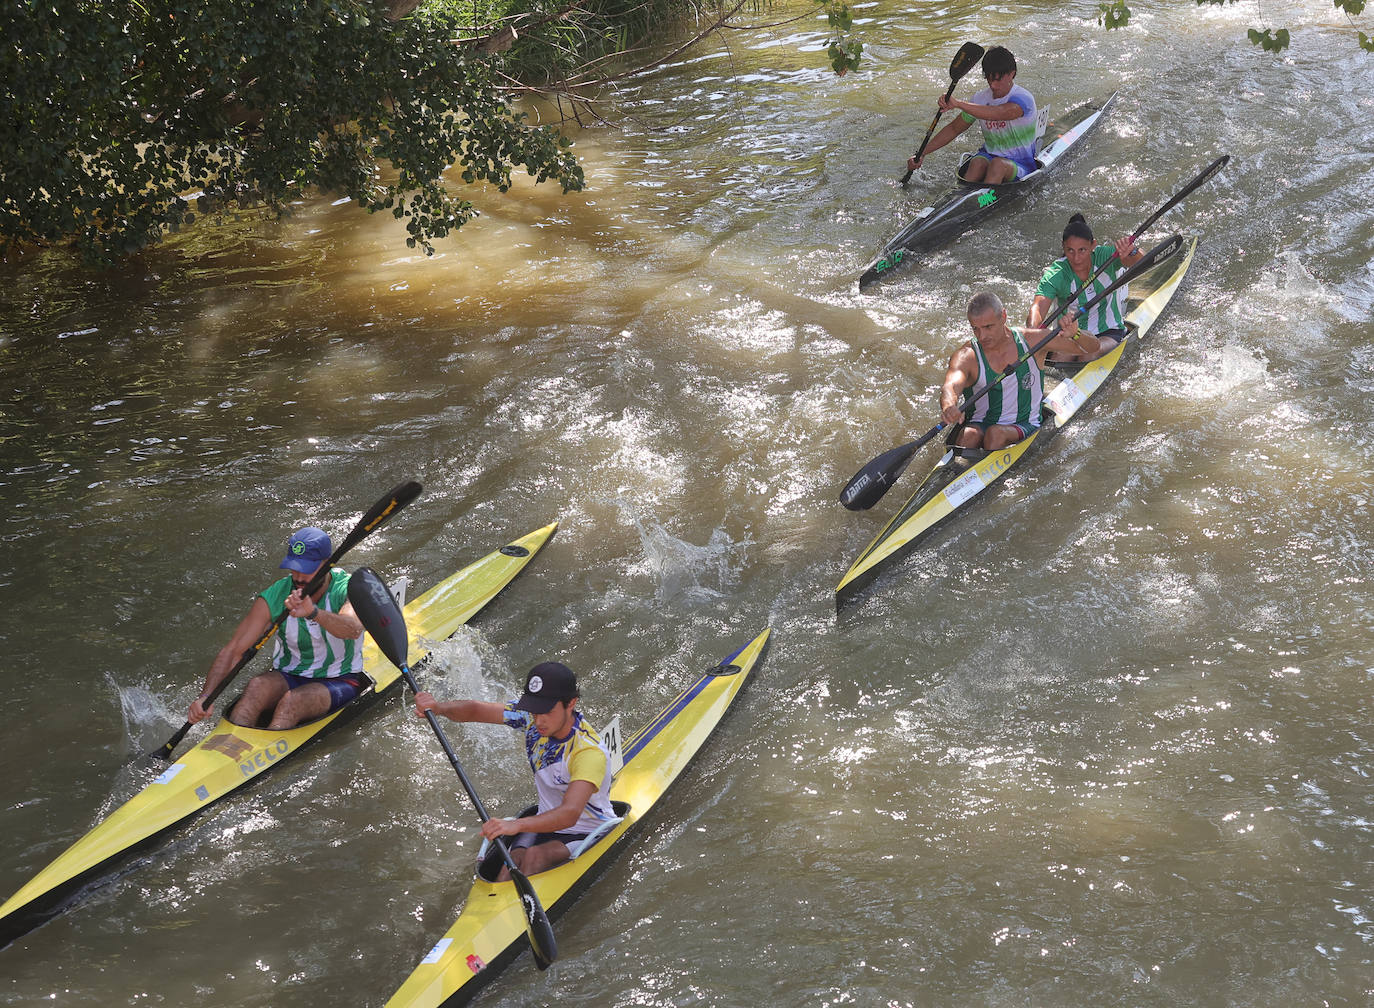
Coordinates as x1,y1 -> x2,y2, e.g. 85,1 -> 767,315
0,0 -> 583,261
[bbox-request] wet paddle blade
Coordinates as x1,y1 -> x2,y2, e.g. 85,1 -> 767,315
949,41 -> 985,80
510,864 -> 558,969
840,436 -> 928,511
348,566 -> 409,669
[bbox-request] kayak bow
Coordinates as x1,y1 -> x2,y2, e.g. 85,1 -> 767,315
0,522 -> 557,949
385,627 -> 772,1008
838,238 -> 1197,603
860,92 -> 1118,290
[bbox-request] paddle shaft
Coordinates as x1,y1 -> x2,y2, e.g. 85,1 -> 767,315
899,82 -> 958,186
900,43 -> 984,185
151,480 -> 422,761
346,565 -> 557,970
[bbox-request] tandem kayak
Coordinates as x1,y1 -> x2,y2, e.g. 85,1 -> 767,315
838,237 -> 1197,603
385,627 -> 772,1008
858,92 -> 1118,290
0,522 -> 556,949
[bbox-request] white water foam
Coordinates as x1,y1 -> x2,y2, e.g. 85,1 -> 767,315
626,510 -> 751,604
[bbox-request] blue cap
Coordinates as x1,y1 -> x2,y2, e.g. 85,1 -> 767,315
280,527 -> 332,575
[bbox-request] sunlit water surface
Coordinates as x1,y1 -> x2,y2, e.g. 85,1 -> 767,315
1,1 -> 1371,1004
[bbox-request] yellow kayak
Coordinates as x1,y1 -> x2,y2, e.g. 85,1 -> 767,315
839,238 -> 1198,602
386,627 -> 772,1008
0,522 -> 556,948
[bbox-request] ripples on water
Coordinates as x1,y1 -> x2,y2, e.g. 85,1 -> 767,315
2,0 -> 1373,1004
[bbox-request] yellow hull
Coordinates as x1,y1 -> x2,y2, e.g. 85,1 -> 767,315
838,238 -> 1198,599
386,627 -> 772,1008
0,522 -> 557,948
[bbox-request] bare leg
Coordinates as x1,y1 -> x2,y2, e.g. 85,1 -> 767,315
266,681 -> 334,730
983,423 -> 1028,450
229,671 -> 289,727
961,156 -> 990,183
984,157 -> 1018,185
495,840 -> 572,881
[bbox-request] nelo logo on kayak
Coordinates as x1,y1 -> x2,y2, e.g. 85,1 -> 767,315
238,739 -> 292,778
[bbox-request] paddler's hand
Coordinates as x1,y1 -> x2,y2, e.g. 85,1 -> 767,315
188,694 -> 212,724
285,587 -> 318,621
1062,310 -> 1080,343
907,153 -> 924,172
481,817 -> 522,841
414,691 -> 437,718
941,400 -> 965,426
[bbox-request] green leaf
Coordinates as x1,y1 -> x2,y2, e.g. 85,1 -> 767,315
1098,1 -> 1131,29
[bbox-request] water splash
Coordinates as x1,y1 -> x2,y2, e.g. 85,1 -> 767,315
627,511 -> 751,604
112,672 -> 177,752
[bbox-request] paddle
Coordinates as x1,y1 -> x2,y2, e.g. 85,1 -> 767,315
838,234 -> 1185,511
347,566 -> 558,971
900,42 -> 984,186
1042,154 -> 1230,325
150,480 -> 423,762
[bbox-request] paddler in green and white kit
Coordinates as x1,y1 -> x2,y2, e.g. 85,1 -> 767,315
938,290 -> 1096,451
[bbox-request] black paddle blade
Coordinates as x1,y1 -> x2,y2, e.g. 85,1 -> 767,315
949,41 -> 984,79
1129,233 -> 1185,277
510,866 -> 558,969
348,566 -> 409,670
839,438 -> 923,511
337,480 -> 422,555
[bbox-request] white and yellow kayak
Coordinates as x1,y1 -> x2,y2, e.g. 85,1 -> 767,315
838,237 -> 1198,602
0,522 -> 556,948
386,627 -> 772,1008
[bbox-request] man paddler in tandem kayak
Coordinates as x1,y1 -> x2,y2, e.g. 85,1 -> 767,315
907,46 -> 1037,186
939,291 -> 1095,451
415,661 -> 617,878
188,527 -> 367,730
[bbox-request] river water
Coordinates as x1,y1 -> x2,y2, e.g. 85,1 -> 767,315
2,0 -> 1372,1004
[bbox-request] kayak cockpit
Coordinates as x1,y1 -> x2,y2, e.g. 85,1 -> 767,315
475,800 -> 632,882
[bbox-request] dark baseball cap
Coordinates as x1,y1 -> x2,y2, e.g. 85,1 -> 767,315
513,661 -> 579,714
280,527 -> 332,575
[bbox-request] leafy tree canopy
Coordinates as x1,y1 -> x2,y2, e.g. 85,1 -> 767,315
0,0 -> 859,261
1,0 -> 584,261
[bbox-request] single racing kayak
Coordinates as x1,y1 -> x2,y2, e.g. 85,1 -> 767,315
859,92 -> 1119,290
838,237 -> 1197,603
385,627 -> 772,1008
0,522 -> 556,949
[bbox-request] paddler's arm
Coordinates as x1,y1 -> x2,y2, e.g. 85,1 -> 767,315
413,694 -> 506,724
1029,312 -> 1098,365
939,344 -> 980,425
941,92 -> 1029,123
189,596 -> 273,723
1113,235 -> 1143,268
1026,293 -> 1055,329
480,780 -> 597,841
908,114 -> 974,171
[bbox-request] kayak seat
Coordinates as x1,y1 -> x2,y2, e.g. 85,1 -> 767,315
568,800 -> 631,861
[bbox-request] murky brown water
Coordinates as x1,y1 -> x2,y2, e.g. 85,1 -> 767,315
2,0 -> 1372,1004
